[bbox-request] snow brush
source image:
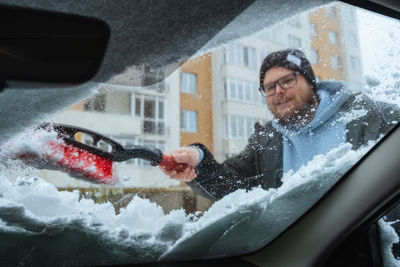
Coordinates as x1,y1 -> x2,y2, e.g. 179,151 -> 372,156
12,123 -> 188,185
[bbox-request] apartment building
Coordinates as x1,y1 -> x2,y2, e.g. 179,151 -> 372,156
309,4 -> 363,91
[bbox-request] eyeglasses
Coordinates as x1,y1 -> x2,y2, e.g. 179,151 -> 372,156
259,72 -> 299,97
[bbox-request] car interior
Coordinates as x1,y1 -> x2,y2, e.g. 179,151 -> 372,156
0,0 -> 399,266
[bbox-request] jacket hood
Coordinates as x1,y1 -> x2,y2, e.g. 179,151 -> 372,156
272,80 -> 352,136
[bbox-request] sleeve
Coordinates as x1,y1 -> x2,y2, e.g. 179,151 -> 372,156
364,97 -> 400,141
346,94 -> 400,149
188,145 -> 204,165
374,100 -> 400,132
185,135 -> 261,201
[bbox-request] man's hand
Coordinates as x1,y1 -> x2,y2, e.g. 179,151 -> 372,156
159,147 -> 200,182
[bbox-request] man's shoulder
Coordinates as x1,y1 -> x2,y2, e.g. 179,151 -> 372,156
341,93 -> 399,117
340,93 -> 399,147
250,121 -> 282,145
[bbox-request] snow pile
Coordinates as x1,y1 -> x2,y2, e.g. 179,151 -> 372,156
0,139 -> 375,265
161,142 -> 373,260
0,176 -> 115,233
379,219 -> 400,267
0,175 -> 188,265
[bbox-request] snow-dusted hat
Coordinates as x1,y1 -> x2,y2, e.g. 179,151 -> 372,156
259,49 -> 316,89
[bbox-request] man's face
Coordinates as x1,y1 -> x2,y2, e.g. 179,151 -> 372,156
263,67 -> 317,125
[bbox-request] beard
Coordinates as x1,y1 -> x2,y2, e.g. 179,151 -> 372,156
274,95 -> 319,127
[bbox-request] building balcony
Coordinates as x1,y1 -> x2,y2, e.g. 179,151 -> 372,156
222,100 -> 271,119
48,110 -> 141,136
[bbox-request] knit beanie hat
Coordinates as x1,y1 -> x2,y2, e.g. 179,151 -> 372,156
259,49 -> 316,89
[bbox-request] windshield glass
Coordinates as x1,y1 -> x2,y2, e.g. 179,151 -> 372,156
1,2 -> 400,265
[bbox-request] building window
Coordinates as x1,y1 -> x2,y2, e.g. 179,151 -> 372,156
245,82 -> 252,102
328,30 -> 338,44
311,49 -> 319,65
258,26 -> 282,43
243,47 -> 256,68
350,56 -> 358,70
84,93 -> 106,112
289,16 -> 301,28
350,32 -> 358,45
343,8 -> 355,23
248,48 -> 256,68
225,44 -> 256,69
243,47 -> 249,66
326,6 -> 337,18
226,116 -> 260,139
181,72 -> 197,93
259,49 -> 270,66
226,44 -> 237,65
330,54 -> 341,70
181,110 -> 197,133
226,78 -> 261,104
310,23 -> 317,37
288,35 -> 302,49
132,93 -> 166,135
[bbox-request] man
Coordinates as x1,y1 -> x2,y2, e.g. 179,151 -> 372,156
160,49 -> 398,201
160,49 -> 399,264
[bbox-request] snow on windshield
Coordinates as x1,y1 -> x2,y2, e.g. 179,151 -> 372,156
0,134 -> 376,264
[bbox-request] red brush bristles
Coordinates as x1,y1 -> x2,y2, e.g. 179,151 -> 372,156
47,141 -> 117,185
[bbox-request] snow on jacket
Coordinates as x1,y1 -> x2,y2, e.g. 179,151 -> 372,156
187,81 -> 399,201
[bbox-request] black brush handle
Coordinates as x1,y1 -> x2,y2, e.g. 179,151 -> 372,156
115,146 -> 163,166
